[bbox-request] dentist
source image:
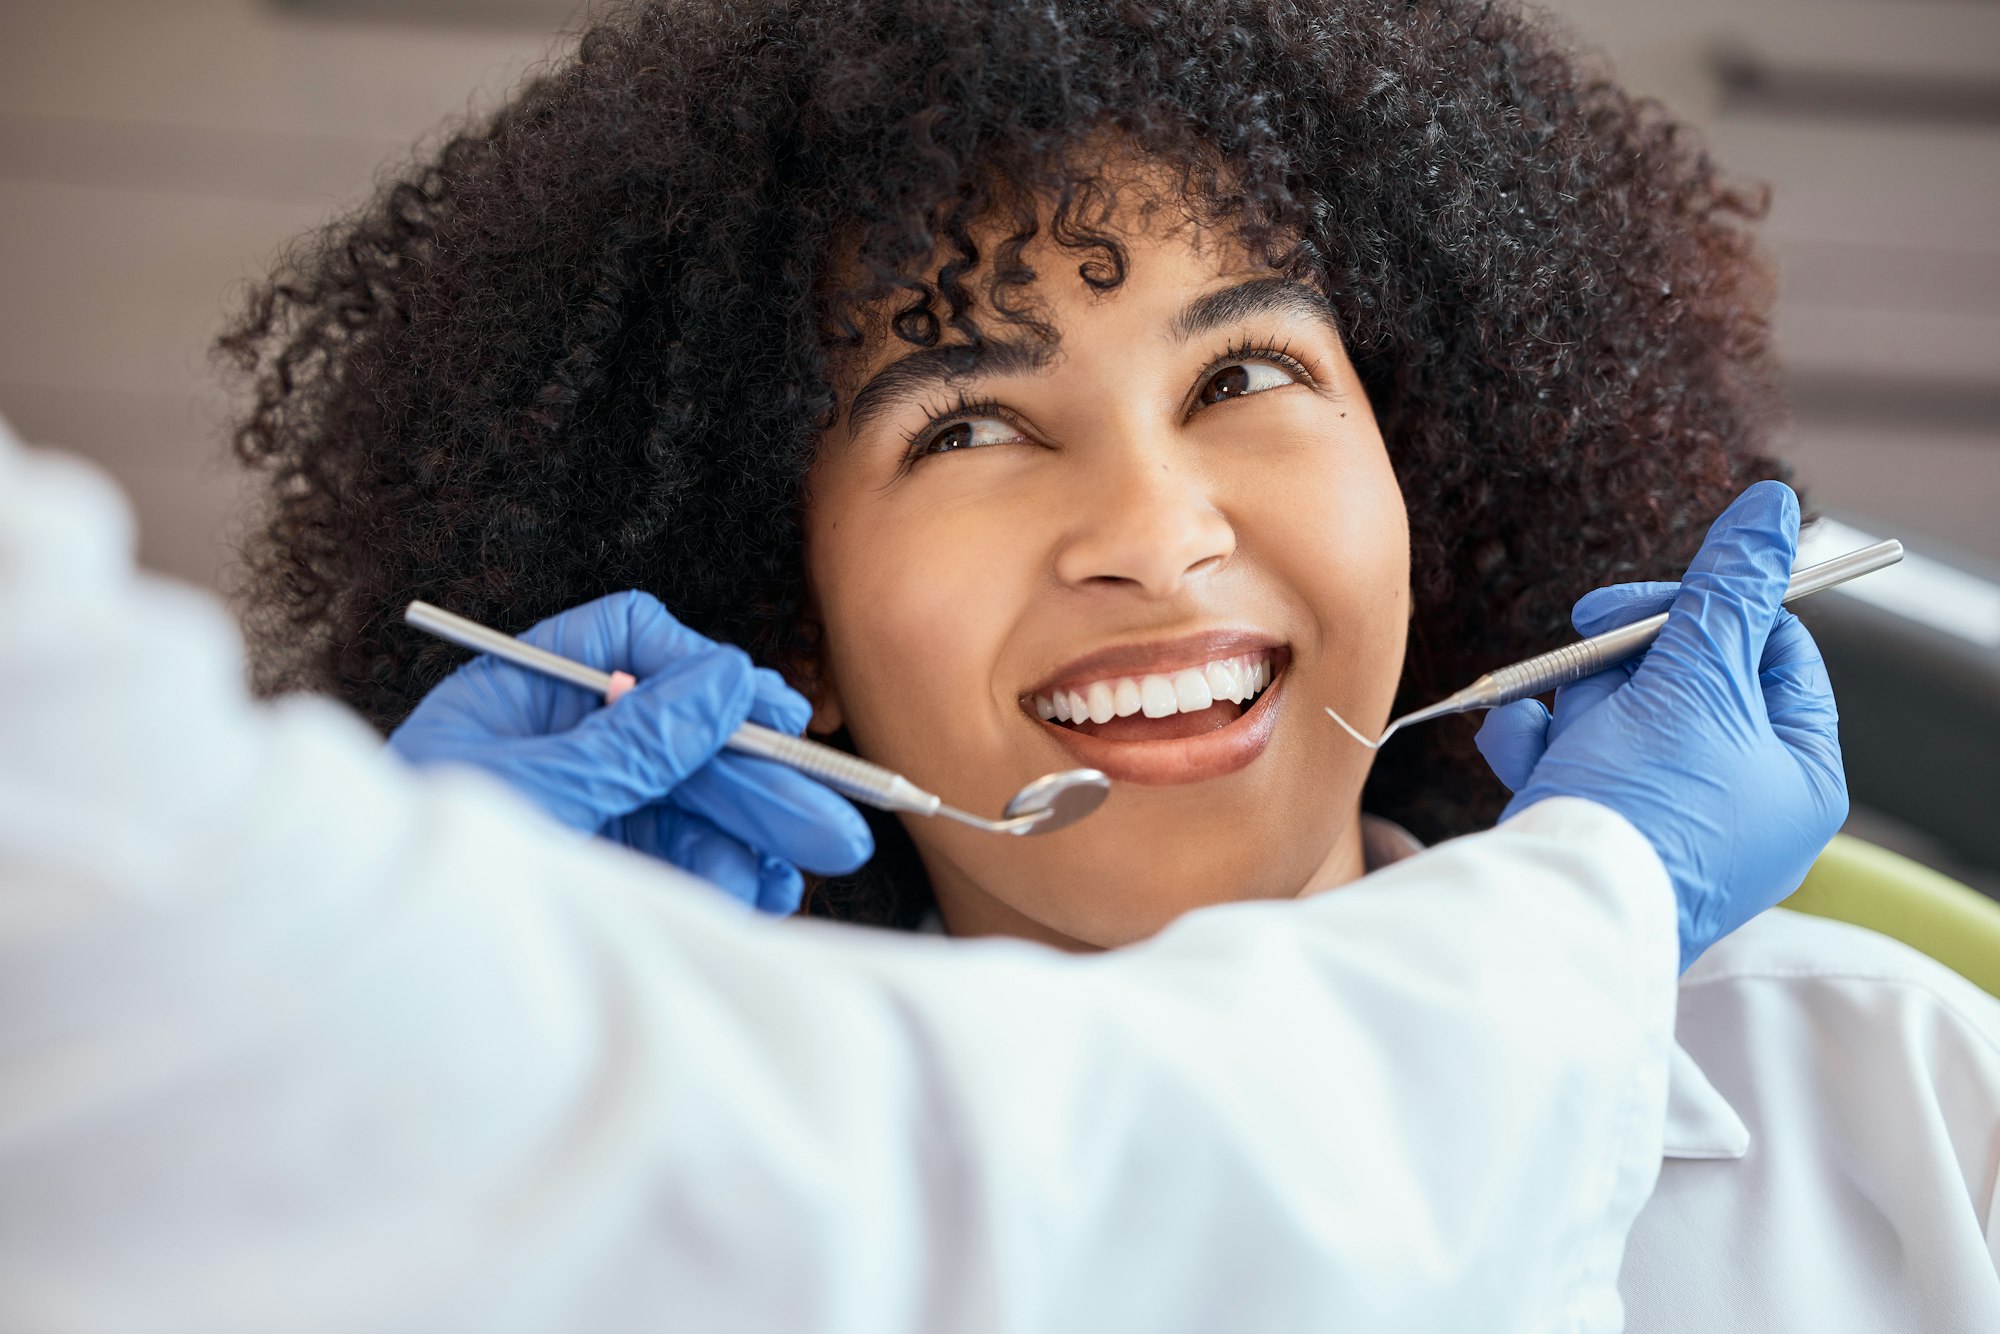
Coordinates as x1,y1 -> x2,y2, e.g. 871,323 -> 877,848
0,415 -> 1843,1333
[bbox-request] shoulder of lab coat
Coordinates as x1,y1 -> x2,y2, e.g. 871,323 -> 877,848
1621,907 -> 2000,1333
0,423 -> 1678,1334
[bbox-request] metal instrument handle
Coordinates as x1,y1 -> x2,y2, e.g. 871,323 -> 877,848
1474,615 -> 1667,704
406,601 -> 617,694
724,724 -> 941,816
404,601 -> 941,817
1465,538 -> 1905,709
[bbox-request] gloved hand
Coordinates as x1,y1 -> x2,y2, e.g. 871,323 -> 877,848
1474,482 -> 1847,969
390,590 -> 873,913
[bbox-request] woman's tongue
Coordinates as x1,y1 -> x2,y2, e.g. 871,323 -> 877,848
1069,698 -> 1246,742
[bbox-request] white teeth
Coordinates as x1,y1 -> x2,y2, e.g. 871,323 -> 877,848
1205,659 -> 1240,704
1172,668 -> 1213,712
1140,675 -> 1179,718
1035,650 -> 1278,726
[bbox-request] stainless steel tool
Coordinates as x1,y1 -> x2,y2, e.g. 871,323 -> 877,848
1324,538 -> 1906,750
404,601 -> 1111,835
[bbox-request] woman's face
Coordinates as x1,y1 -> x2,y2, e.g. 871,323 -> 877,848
804,203 -> 1410,948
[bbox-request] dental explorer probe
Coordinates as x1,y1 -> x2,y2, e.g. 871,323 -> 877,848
403,602 -> 1112,836
1324,538 -> 1905,751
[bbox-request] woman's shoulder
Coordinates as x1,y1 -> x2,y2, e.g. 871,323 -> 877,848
1676,906 -> 2000,1162
1685,904 -> 2000,1036
1625,907 -> 2000,1332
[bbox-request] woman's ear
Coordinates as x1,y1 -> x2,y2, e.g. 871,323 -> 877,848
788,577 -> 846,736
807,668 -> 846,737
776,623 -> 846,737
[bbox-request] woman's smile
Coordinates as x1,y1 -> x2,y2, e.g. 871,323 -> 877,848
1023,633 -> 1290,784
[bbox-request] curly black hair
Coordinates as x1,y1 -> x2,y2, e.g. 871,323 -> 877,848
220,0 -> 1786,927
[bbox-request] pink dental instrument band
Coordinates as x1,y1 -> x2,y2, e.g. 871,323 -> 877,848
402,601 -> 1111,836
1324,538 -> 1905,750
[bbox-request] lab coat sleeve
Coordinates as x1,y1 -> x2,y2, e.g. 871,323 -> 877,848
0,428 -> 1677,1334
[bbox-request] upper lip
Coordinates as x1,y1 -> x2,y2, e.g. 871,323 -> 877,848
1023,629 -> 1287,700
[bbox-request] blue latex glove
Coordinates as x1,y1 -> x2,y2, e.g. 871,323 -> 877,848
1474,482 -> 1847,970
390,591 -> 873,913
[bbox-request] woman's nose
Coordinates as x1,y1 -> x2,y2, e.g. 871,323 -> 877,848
1052,446 -> 1236,597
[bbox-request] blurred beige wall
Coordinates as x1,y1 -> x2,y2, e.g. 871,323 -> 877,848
1550,0 -> 2000,565
0,0 -> 578,587
2,0 -> 1995,592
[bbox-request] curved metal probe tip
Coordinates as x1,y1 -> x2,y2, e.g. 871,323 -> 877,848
1323,706 -> 1394,751
1323,700 -> 1464,751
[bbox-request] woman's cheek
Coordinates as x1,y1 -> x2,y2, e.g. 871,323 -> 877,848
823,504 -> 1023,761
1246,423 -> 1406,587
1254,430 -> 1409,711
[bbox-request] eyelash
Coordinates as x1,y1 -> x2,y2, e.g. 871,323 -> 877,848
898,338 -> 1319,468
1211,337 -> 1317,399
900,391 -> 1011,463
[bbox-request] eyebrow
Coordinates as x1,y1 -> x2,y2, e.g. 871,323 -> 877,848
841,277 -> 1341,441
1168,276 -> 1341,346
844,338 -> 1054,442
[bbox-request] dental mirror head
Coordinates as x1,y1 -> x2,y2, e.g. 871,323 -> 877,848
1001,767 -> 1112,834
931,767 -> 1109,836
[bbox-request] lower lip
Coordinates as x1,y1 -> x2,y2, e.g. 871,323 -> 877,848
1030,656 -> 1289,786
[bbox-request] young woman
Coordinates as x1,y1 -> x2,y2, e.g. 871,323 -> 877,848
223,0 -> 2000,1326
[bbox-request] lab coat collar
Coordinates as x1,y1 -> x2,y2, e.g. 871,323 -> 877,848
1661,1042 -> 1750,1160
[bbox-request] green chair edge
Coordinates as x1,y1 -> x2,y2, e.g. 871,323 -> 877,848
1785,834 -> 2000,1000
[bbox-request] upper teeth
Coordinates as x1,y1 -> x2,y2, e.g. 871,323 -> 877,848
1032,652 -> 1275,725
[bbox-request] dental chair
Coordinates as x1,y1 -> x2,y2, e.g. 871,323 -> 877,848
1785,835 -> 2000,1000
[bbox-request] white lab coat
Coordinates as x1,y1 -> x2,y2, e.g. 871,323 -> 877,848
0,423 -> 1679,1333
1622,908 -> 2000,1332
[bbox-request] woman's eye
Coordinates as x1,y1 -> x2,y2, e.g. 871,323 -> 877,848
1197,358 -> 1299,406
918,415 -> 1025,456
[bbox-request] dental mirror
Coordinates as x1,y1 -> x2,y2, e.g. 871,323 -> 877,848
404,600 -> 1115,838
995,768 -> 1113,834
